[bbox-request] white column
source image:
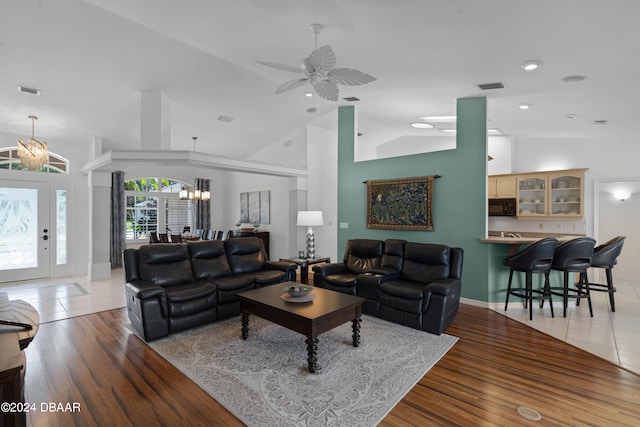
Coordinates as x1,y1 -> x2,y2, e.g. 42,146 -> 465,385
141,88 -> 171,150
87,170 -> 112,281
289,176 -> 308,257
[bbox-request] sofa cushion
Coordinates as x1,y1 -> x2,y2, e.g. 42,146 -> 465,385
137,244 -> 194,286
188,240 -> 232,279
252,270 -> 288,286
166,282 -> 217,317
344,239 -> 384,273
225,237 -> 266,274
213,275 -> 256,304
379,281 -> 425,313
324,273 -> 358,288
401,243 -> 450,284
381,239 -> 406,270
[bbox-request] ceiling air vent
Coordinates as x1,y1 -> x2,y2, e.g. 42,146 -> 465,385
17,86 -> 41,95
477,82 -> 506,90
217,115 -> 234,123
593,120 -> 608,125
343,97 -> 360,102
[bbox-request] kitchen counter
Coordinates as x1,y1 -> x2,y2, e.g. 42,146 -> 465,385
480,232 -> 586,254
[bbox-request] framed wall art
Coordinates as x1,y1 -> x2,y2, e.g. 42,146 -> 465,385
366,175 -> 435,230
240,190 -> 270,224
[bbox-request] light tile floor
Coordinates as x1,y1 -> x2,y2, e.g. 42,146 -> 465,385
1,269 -> 639,376
499,278 -> 640,375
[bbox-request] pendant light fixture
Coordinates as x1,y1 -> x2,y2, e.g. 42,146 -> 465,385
179,136 -> 210,201
17,115 -> 49,171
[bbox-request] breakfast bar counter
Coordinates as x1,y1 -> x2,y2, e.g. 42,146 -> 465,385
481,233 -> 586,254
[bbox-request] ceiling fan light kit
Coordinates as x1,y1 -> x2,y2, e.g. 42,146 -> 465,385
257,23 -> 376,101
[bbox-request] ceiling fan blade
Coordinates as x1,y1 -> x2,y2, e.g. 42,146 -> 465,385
306,45 -> 337,73
328,68 -> 377,85
256,61 -> 305,74
275,78 -> 309,94
313,80 -> 339,101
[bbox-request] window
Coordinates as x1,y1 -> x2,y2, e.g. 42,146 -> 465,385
125,178 -> 191,241
0,147 -> 69,173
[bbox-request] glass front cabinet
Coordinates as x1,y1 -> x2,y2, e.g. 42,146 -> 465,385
516,169 -> 585,218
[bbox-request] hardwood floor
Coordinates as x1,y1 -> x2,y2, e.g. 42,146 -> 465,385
24,304 -> 640,426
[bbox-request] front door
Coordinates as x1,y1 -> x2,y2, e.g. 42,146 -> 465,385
0,180 -> 51,281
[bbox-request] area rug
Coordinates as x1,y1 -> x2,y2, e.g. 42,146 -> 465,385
146,315 -> 457,426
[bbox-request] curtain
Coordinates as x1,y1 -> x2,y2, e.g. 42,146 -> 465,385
194,177 -> 211,230
110,171 -> 125,267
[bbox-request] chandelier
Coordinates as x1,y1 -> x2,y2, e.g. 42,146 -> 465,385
179,136 -> 211,201
18,116 -> 48,171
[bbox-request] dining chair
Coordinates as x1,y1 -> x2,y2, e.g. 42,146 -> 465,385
158,233 -> 169,243
148,232 -> 159,244
170,234 -> 183,243
549,237 -> 596,317
504,238 -> 558,320
578,236 -> 625,312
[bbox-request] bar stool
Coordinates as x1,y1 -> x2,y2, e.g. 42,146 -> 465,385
504,238 -> 558,320
578,236 -> 625,312
549,237 -> 596,317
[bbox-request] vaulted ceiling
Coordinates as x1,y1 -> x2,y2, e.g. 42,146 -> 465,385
1,0 -> 638,162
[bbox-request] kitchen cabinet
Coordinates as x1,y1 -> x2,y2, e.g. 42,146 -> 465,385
488,175 -> 517,198
516,169 -> 585,218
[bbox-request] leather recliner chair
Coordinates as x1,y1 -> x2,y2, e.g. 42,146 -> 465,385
377,242 -> 463,335
313,239 -> 385,294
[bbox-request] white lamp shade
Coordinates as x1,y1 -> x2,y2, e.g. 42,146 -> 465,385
297,211 -> 324,226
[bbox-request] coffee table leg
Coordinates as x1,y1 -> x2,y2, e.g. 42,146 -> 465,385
352,318 -> 361,347
241,313 -> 249,340
305,337 -> 319,373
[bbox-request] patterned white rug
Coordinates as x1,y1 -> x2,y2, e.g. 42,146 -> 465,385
147,315 -> 457,426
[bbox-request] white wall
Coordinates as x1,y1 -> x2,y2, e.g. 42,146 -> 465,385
307,122 -> 338,262
222,171 -> 293,260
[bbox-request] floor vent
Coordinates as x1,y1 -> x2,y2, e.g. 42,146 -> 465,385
477,82 -> 506,90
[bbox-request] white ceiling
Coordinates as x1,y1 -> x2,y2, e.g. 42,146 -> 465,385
1,0 -> 639,161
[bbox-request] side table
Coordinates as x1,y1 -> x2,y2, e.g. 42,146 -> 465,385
279,256 -> 330,284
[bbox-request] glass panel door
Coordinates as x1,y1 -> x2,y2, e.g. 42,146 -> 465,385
0,180 -> 50,281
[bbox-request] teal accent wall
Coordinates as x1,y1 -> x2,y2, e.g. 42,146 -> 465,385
337,98 -> 490,302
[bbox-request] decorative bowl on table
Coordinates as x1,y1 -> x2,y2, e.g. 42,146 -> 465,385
283,285 -> 313,297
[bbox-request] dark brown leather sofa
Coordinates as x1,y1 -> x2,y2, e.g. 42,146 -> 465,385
124,237 -> 296,341
313,239 -> 463,335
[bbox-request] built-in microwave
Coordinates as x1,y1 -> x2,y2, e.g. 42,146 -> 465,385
488,198 -> 517,216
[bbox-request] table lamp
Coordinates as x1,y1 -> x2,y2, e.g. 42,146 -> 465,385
297,211 -> 324,259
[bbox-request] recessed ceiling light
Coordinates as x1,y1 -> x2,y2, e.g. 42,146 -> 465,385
305,91 -> 313,97
521,60 -> 543,71
488,128 -> 503,135
440,129 -> 456,134
410,122 -> 434,129
562,75 -> 586,83
518,103 -> 532,110
420,115 -> 456,122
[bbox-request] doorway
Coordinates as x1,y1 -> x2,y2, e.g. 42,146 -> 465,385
0,180 -> 67,282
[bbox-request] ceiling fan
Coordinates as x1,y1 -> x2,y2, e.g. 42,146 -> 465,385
257,23 -> 376,102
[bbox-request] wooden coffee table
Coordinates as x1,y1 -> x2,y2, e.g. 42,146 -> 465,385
237,282 -> 364,373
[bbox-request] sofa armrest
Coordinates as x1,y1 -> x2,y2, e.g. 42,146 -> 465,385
425,277 -> 461,296
125,280 -> 166,299
312,263 -> 349,276
264,260 -> 297,273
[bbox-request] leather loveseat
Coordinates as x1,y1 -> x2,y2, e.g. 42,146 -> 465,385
313,239 -> 463,335
124,237 -> 296,341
